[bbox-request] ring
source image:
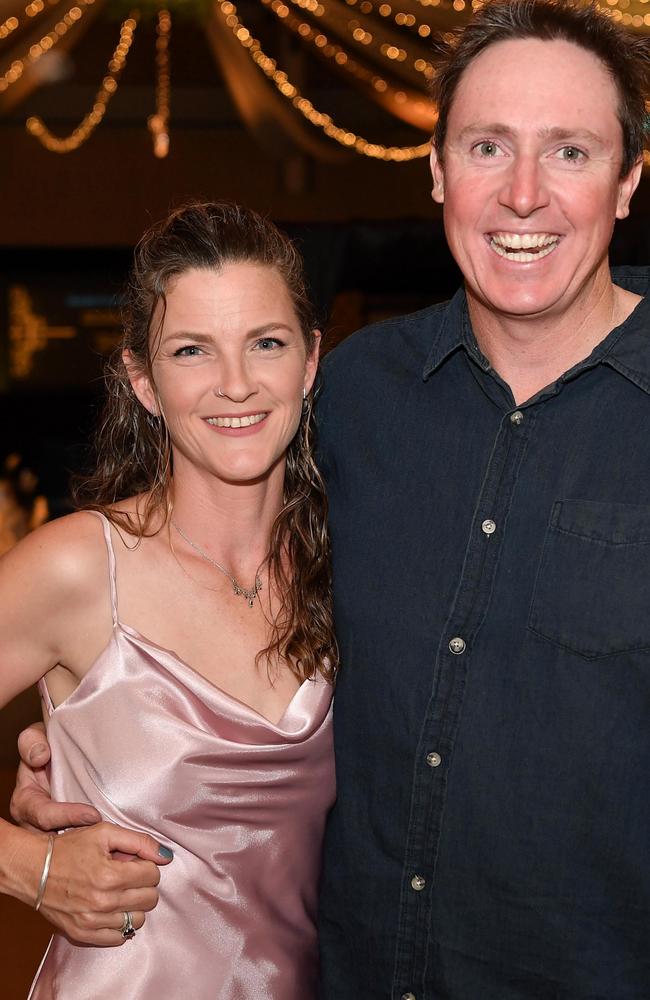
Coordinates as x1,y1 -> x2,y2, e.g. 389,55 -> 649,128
121,911 -> 136,940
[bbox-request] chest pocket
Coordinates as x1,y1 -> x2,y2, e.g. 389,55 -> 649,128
528,500 -> 650,659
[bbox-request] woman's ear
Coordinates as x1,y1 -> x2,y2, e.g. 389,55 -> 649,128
123,350 -> 159,415
304,331 -> 321,395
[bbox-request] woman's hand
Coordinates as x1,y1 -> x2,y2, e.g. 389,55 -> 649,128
11,723 -> 101,832
24,822 -> 173,946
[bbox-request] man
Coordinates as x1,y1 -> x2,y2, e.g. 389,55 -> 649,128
315,3 -> 650,997
12,2 -> 650,997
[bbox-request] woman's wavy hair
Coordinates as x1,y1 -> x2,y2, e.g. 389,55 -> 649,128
432,0 -> 650,178
75,200 -> 338,683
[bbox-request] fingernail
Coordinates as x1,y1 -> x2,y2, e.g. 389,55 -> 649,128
29,744 -> 47,763
158,845 -> 174,860
83,812 -> 98,824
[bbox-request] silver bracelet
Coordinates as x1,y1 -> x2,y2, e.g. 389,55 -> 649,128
34,834 -> 55,912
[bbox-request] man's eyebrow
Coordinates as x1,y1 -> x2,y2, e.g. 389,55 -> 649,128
536,126 -> 608,145
457,122 -> 608,145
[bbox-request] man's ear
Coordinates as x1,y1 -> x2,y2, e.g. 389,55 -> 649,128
304,330 -> 321,396
616,156 -> 643,220
122,349 -> 159,415
430,144 -> 445,205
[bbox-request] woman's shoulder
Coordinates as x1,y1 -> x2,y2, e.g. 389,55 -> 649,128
0,510 -> 111,596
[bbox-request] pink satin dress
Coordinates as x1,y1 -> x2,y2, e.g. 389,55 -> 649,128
28,512 -> 335,999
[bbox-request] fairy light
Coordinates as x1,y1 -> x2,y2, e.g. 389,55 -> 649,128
0,16 -> 20,41
593,0 -> 650,24
368,0 -> 435,37
286,0 -> 435,80
0,0 -> 95,93
216,0 -> 430,161
25,15 -> 137,152
0,0 -> 63,42
148,9 -> 171,158
262,0 -> 436,128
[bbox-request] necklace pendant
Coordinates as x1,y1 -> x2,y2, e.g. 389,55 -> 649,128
172,521 -> 262,609
232,575 -> 263,608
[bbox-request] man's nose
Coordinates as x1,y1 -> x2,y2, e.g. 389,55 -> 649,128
498,154 -> 550,217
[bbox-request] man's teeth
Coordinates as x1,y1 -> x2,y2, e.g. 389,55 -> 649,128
490,232 -> 559,262
206,413 -> 267,428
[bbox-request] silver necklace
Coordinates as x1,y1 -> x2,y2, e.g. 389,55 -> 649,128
171,520 -> 263,608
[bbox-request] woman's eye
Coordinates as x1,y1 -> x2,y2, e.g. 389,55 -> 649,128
557,145 -> 585,163
174,345 -> 203,357
255,338 -> 283,351
475,141 -> 501,158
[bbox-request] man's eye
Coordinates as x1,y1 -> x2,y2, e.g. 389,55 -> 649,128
475,141 -> 501,157
174,345 -> 203,357
557,146 -> 585,163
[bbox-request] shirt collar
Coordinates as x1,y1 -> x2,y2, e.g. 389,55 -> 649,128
422,288 -> 485,379
422,266 -> 650,395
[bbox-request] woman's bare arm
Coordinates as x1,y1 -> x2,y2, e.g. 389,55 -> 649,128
0,514 -> 173,942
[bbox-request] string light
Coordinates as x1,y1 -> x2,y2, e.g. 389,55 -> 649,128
286,0 -> 435,80
216,0 -> 431,160
344,0 -> 434,41
0,15 -> 21,42
148,9 -> 171,158
262,0 -> 436,128
0,0 -> 96,93
0,0 -> 63,43
594,0 -> 650,26
25,15 -> 137,152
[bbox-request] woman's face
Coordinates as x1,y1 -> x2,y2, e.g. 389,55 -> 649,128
128,263 -> 319,487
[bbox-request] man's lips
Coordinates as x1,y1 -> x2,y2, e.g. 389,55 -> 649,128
487,231 -> 561,262
204,412 -> 268,429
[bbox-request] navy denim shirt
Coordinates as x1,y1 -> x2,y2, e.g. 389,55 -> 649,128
317,269 -> 650,1000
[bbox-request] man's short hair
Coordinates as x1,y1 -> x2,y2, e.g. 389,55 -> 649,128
432,0 -> 650,177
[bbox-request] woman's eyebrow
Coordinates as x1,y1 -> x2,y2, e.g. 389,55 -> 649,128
162,323 -> 295,344
246,323 -> 295,337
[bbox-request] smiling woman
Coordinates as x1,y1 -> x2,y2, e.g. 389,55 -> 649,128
0,202 -> 337,1000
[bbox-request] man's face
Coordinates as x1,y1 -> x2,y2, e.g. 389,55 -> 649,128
430,38 -> 642,322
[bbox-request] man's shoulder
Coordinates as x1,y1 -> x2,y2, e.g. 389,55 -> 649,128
322,299 -> 451,381
611,265 -> 650,298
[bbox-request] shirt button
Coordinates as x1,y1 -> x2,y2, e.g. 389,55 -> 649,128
410,874 -> 426,891
449,636 -> 466,655
510,410 -> 524,426
426,751 -> 442,767
402,994 -> 416,1000
481,518 -> 496,535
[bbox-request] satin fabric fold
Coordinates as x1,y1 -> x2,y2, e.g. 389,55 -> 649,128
29,514 -> 334,999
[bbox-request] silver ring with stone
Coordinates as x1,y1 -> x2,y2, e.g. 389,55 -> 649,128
121,911 -> 136,940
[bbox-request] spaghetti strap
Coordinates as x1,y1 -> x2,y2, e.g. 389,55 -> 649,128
37,677 -> 55,718
89,511 -> 119,627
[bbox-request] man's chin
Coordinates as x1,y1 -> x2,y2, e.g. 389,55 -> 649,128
466,281 -> 570,323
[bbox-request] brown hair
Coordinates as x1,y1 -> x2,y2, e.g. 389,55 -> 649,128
432,0 -> 650,177
75,201 -> 337,683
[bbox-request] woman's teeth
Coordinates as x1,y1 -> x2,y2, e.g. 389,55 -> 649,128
206,413 -> 267,428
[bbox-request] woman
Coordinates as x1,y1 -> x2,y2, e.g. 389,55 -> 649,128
0,202 -> 337,999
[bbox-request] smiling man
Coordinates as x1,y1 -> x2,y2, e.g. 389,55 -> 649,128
316,2 -> 650,998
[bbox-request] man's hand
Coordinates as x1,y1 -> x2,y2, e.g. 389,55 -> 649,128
10,723 -> 101,831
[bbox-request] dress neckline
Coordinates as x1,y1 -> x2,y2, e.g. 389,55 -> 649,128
42,620 -> 324,733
